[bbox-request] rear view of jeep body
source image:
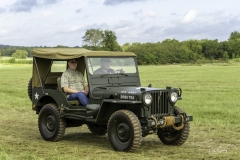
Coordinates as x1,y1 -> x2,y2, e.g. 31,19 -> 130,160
28,48 -> 193,152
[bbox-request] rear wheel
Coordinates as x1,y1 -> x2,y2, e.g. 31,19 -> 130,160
157,106 -> 190,145
87,124 -> 107,136
27,78 -> 32,101
107,110 -> 142,152
38,103 -> 66,141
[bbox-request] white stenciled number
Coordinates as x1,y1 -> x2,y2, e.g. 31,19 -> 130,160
129,96 -> 134,100
120,95 -> 134,100
120,95 -> 127,99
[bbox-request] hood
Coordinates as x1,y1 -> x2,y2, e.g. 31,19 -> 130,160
91,86 -> 169,99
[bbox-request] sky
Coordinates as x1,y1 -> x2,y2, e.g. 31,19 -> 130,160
0,0 -> 240,47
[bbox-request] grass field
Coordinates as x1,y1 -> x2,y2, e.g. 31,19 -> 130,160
0,63 -> 239,160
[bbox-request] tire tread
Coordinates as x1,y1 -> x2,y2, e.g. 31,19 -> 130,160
38,103 -> 66,141
107,110 -> 142,152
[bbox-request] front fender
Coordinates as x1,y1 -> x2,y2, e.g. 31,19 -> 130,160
95,99 -> 142,123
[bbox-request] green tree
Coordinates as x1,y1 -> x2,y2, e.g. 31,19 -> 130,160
200,39 -> 219,60
182,39 -> 202,55
222,51 -> 229,61
218,41 -> 230,59
228,39 -> 240,58
228,31 -> 240,58
12,50 -> 28,59
122,43 -> 131,51
125,42 -> 146,64
82,29 -> 122,51
101,30 -> 122,51
55,45 -> 69,48
82,28 -> 104,47
162,38 -> 179,44
181,40 -> 204,62
4,47 -> 16,56
228,31 -> 240,41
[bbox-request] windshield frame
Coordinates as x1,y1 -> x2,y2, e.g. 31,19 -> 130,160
86,56 -> 138,76
85,56 -> 141,92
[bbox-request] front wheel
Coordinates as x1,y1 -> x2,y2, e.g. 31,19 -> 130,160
157,106 -> 190,145
107,110 -> 142,152
38,103 -> 66,141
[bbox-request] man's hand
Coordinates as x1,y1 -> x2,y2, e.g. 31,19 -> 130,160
120,68 -> 125,73
81,90 -> 89,95
83,85 -> 89,95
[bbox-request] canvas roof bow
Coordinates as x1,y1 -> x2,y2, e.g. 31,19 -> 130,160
32,48 -> 136,59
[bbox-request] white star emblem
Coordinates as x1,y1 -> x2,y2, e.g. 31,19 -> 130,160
34,92 -> 39,100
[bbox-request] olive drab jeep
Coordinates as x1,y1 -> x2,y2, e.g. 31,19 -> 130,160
28,48 -> 193,152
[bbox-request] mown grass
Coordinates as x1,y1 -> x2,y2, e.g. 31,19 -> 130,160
0,64 -> 240,160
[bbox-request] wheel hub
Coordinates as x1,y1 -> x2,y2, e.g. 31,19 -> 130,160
46,115 -> 56,132
117,123 -> 130,142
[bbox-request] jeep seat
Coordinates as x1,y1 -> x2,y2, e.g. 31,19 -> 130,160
57,77 -> 80,105
57,77 -> 100,117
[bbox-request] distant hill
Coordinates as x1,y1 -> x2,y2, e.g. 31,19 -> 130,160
0,44 -> 11,48
0,44 -> 32,48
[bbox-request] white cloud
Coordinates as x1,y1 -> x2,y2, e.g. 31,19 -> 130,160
181,9 -> 198,24
7,0 -> 61,12
68,26 -> 82,32
1,0 -> 240,46
104,0 -> 146,6
39,11 -> 54,17
0,29 -> 9,36
139,10 -> 158,18
144,10 -> 157,17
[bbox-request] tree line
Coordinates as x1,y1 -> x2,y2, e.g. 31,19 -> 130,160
1,29 -> 240,64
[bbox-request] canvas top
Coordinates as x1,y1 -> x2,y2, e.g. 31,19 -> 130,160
31,48 -> 136,88
32,48 -> 136,59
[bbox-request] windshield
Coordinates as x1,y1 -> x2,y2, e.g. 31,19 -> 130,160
87,57 -> 137,75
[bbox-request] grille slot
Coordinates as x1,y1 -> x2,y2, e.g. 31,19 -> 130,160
151,91 -> 168,115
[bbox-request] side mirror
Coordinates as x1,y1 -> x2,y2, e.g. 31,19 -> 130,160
148,84 -> 152,87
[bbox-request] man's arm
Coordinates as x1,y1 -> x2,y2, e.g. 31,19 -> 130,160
93,68 -> 103,74
62,87 -> 79,94
63,85 -> 89,95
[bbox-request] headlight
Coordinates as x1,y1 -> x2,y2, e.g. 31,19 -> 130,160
170,91 -> 178,103
143,93 -> 152,105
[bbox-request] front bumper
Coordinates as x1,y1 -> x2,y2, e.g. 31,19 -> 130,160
148,115 -> 193,129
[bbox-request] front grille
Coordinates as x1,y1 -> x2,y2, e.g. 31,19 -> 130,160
150,91 -> 169,115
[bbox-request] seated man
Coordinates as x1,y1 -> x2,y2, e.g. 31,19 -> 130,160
93,58 -> 115,74
61,59 -> 89,106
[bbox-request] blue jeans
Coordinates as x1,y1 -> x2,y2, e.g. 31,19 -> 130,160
68,92 -> 89,106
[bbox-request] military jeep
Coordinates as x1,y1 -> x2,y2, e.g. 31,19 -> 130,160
28,48 -> 193,152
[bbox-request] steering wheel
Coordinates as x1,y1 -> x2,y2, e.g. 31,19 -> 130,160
115,69 -> 125,73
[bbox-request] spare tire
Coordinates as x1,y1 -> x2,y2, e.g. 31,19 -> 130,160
28,78 -> 32,101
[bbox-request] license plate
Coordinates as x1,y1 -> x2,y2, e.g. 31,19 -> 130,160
119,95 -> 135,100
